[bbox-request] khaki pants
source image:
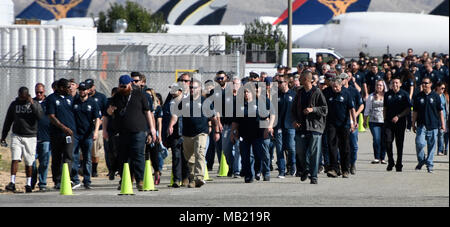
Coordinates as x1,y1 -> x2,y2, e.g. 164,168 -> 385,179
183,133 -> 208,181
91,130 -> 104,159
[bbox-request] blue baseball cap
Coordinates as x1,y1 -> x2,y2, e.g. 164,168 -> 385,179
119,75 -> 133,85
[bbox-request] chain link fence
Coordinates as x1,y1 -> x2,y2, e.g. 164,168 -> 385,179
0,45 -> 245,129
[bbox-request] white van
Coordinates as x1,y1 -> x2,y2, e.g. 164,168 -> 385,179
282,48 -> 344,66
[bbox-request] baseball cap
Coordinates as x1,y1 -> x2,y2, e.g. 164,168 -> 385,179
335,64 -> 342,71
250,72 -> 259,78
297,63 -> 304,69
325,72 -> 337,80
119,75 -> 133,85
78,82 -> 89,91
338,73 -> 349,80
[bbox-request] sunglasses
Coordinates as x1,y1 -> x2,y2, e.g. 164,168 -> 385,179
278,81 -> 286,84
216,77 -> 225,81
36,91 -> 44,94
422,82 -> 431,85
133,80 -> 140,83
180,80 -> 190,83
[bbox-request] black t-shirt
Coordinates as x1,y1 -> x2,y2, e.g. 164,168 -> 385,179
414,91 -> 443,130
233,98 -> 274,141
110,89 -> 150,133
384,89 -> 412,126
209,85 -> 235,125
366,72 -> 385,95
73,97 -> 101,139
46,93 -> 76,137
180,96 -> 211,137
324,89 -> 354,128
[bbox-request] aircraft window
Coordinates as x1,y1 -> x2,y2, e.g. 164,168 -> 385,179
292,53 -> 310,65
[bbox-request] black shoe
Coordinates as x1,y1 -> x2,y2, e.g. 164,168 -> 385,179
25,185 -> 32,193
5,182 -> 16,192
172,183 -> 180,188
415,165 -> 423,171
108,172 -> 115,181
84,185 -> 92,190
310,179 -> 318,184
396,165 -> 403,172
327,170 -> 338,178
300,173 -> 308,182
263,176 -> 270,182
255,173 -> 261,181
245,178 -> 254,183
387,165 -> 394,172
39,187 -> 47,192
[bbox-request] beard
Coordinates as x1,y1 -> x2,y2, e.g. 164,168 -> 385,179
120,86 -> 132,96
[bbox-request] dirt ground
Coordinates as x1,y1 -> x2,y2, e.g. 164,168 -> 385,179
0,146 -> 109,193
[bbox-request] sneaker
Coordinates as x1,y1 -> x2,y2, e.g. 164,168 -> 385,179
72,183 -> 82,190
437,153 -> 444,156
277,174 -> 285,179
25,185 -> 33,193
255,173 -> 261,181
415,165 -> 422,171
154,174 -> 161,185
310,179 -> 318,185
195,179 -> 206,188
327,170 -> 338,178
233,173 -> 241,179
108,172 -> 115,181
39,187 -> 47,192
181,178 -> 189,187
263,176 -> 270,181
381,160 -> 387,165
428,169 -> 434,174
342,172 -> 350,178
371,160 -> 380,164
188,181 -> 196,188
289,168 -> 297,177
350,165 -> 356,175
318,166 -> 324,174
5,183 -> 16,192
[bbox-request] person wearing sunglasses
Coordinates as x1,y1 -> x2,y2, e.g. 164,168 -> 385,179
412,77 -> 446,173
1,86 -> 44,193
30,83 -> 52,191
434,82 -> 448,156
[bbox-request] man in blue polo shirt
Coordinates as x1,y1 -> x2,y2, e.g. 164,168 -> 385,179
323,78 -> 357,178
46,78 -> 77,189
71,82 -> 102,189
383,77 -> 412,172
85,79 -> 107,178
412,77 -> 446,173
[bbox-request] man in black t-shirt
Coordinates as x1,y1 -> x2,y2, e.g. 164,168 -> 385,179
107,75 -> 157,191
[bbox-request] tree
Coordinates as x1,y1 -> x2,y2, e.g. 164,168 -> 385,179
244,19 -> 287,63
97,1 -> 167,33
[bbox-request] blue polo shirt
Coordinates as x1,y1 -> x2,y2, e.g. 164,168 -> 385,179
354,70 -> 367,89
384,89 -> 412,126
91,91 -> 108,116
422,70 -> 441,89
180,96 -> 211,137
276,89 -> 296,130
414,91 -> 443,130
345,86 -> 364,111
73,97 -> 101,139
324,88 -> 354,128
366,72 -> 385,95
233,98 -> 274,141
34,98 -> 50,142
46,93 -> 76,137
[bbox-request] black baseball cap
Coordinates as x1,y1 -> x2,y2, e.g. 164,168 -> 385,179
78,82 -> 89,91
85,79 -> 94,88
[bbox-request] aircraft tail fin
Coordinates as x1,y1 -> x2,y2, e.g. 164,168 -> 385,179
430,0 -> 449,17
16,0 -> 92,20
156,0 -> 228,25
273,0 -> 371,25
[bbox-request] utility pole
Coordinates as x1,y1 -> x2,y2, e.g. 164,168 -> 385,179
287,0 -> 293,68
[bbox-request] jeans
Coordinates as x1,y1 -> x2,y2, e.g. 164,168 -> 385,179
71,136 -> 93,186
240,138 -> 270,180
222,125 -> 241,174
169,137 -> 189,182
416,126 -> 438,170
296,131 -> 322,180
349,130 -> 358,165
369,122 -> 386,161
445,131 -> 449,155
118,131 -> 147,183
437,129 -> 446,154
320,131 -> 330,167
31,141 -> 51,189
274,129 -> 296,175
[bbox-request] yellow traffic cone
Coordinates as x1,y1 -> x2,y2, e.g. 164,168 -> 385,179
204,161 -> 213,181
119,163 -> 135,195
358,114 -> 366,132
143,160 -> 158,191
218,152 -> 229,177
60,163 -> 73,196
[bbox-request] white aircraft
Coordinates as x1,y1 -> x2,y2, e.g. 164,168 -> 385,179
296,12 -> 450,58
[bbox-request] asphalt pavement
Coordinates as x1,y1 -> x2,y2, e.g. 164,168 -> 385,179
0,131 -> 448,207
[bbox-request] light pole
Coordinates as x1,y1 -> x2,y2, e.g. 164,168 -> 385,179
287,0 -> 293,68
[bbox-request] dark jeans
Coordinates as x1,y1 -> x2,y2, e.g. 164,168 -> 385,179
296,131 -> 322,180
384,121 -> 406,168
107,134 -> 120,175
206,131 -> 220,170
319,131 -> 330,167
169,137 -> 189,182
31,141 -> 51,189
50,134 -> 74,185
326,125 -> 350,173
118,131 -> 147,183
145,143 -> 160,173
240,138 -> 270,180
71,136 -> 93,186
